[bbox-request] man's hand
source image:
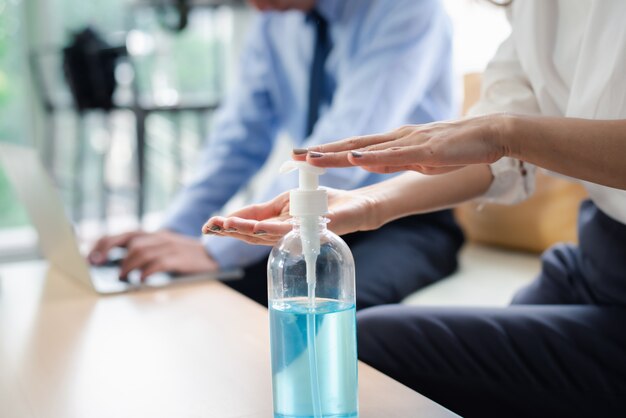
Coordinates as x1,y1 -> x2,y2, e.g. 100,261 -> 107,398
89,230 -> 144,265
89,230 -> 219,280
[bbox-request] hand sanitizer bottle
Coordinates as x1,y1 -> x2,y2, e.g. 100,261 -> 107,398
267,161 -> 358,418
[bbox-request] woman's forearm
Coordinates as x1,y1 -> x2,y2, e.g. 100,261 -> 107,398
505,115 -> 626,190
355,165 -> 493,229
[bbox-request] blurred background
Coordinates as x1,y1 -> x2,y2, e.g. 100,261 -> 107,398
0,0 -> 510,263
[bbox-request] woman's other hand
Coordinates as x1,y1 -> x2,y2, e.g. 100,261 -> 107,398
202,188 -> 380,246
293,114 -> 510,175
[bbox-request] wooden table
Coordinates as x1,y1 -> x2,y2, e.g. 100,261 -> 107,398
0,261 -> 459,418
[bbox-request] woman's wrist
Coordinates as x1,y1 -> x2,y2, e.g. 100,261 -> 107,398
493,113 -> 527,160
351,185 -> 387,231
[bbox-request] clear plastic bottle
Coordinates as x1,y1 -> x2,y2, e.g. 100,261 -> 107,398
267,162 -> 358,418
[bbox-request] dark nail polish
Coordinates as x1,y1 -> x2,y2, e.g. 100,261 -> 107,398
350,151 -> 363,158
210,225 -> 222,232
254,230 -> 267,236
293,148 -> 308,155
225,227 -> 237,232
308,152 -> 323,158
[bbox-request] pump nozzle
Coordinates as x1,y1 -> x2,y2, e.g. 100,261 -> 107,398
280,160 -> 325,190
279,161 -> 327,217
280,160 -> 328,307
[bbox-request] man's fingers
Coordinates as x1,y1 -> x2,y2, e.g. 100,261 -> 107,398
139,258 -> 171,280
124,234 -> 170,262
119,243 -> 169,278
88,231 -> 143,265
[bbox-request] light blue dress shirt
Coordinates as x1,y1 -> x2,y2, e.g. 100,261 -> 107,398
163,0 -> 455,269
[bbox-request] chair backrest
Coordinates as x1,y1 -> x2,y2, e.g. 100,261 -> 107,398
454,73 -> 587,253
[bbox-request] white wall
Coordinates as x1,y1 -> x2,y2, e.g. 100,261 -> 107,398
443,0 -> 511,74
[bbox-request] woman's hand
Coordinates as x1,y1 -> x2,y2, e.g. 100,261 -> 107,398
294,114 -> 510,175
202,188 -> 380,246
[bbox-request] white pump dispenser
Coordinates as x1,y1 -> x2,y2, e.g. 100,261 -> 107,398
280,161 -> 327,217
279,161 -> 327,307
268,161 -> 358,418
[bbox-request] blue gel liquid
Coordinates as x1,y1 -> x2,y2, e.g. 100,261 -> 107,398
270,298 -> 358,418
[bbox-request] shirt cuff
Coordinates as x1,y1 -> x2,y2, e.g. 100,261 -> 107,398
478,157 -> 535,205
203,234 -> 272,270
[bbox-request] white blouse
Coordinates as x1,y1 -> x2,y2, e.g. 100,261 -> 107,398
469,0 -> 626,225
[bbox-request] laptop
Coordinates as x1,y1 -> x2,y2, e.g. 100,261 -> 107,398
0,142 -> 242,294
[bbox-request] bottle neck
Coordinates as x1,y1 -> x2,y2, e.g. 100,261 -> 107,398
292,216 -> 328,232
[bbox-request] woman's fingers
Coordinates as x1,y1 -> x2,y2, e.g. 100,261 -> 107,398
346,144 -> 436,167
253,220 -> 292,236
222,230 -> 278,246
305,151 -> 355,167
358,164 -> 465,175
292,148 -> 309,161
310,132 -> 397,154
357,164 -> 425,174
415,165 -> 466,175
201,192 -> 292,244
202,219 -> 279,246
223,218 -> 290,238
223,217 -> 260,235
203,215 -> 291,242
295,117 -> 503,171
203,216 -> 227,234
304,145 -> 414,168
226,193 -> 289,221
292,131 -> 403,167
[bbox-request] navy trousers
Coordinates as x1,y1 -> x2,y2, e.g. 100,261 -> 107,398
226,210 -> 464,309
357,201 -> 626,417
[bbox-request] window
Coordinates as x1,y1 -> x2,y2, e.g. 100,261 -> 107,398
0,0 -> 29,231
1,0 -> 237,260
